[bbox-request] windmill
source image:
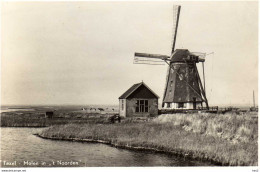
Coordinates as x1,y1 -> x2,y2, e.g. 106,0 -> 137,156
134,5 -> 209,110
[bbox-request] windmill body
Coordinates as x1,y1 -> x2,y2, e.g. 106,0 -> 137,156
134,5 -> 209,110
162,49 -> 204,109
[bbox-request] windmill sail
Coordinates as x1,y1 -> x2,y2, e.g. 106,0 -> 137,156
133,57 -> 165,65
162,5 -> 181,107
134,53 -> 170,60
171,5 -> 181,54
190,52 -> 206,62
134,53 -> 169,65
133,5 -> 210,110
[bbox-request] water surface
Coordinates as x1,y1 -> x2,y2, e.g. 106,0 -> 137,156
1,128 -> 215,167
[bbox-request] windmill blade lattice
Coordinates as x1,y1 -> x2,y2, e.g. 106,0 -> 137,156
190,52 -> 207,61
133,53 -> 170,65
171,5 -> 181,54
133,57 -> 165,65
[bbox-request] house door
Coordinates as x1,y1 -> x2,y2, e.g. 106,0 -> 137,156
193,98 -> 196,109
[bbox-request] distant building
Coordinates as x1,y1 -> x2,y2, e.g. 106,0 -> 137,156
118,82 -> 159,117
45,111 -> 54,118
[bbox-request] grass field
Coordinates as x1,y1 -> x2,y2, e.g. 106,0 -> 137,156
38,112 -> 258,166
0,110 -> 114,127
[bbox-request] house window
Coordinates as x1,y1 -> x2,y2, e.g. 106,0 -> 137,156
121,100 -> 124,110
178,103 -> 184,108
166,103 -> 171,108
136,100 -> 148,112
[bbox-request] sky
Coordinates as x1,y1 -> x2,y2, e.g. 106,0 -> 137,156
1,1 -> 258,106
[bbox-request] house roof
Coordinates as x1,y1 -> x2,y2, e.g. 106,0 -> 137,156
119,82 -> 159,99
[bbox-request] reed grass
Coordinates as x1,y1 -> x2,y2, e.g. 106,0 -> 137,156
153,113 -> 258,144
39,113 -> 258,166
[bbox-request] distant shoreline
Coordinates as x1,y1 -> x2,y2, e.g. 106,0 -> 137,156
1,104 -> 254,108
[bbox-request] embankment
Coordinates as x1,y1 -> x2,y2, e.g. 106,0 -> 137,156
38,113 -> 258,166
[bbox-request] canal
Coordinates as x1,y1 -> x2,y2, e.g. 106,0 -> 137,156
1,128 -> 215,167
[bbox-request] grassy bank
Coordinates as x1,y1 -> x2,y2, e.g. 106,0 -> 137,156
153,113 -> 258,144
39,113 -> 258,166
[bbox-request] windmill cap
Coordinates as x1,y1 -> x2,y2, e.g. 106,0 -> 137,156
171,49 -> 204,63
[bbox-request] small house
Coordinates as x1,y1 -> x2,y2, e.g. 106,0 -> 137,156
119,82 -> 159,117
45,111 -> 54,118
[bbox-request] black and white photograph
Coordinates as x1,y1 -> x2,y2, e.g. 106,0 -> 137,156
0,0 -> 258,171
